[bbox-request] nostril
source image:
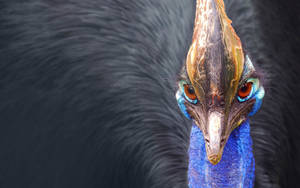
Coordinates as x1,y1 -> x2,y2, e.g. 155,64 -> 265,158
221,138 -> 225,144
220,101 -> 225,106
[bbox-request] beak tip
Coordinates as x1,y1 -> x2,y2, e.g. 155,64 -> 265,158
208,155 -> 221,165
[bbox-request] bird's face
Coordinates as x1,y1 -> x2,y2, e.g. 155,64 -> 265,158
177,55 -> 264,165
176,0 -> 264,165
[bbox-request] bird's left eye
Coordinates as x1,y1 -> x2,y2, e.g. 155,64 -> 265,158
237,80 -> 255,102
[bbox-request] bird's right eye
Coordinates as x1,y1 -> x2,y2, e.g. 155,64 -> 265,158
183,84 -> 198,104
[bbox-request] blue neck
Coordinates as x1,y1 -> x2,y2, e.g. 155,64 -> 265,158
188,120 -> 255,188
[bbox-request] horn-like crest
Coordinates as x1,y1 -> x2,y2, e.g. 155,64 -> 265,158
186,0 -> 244,108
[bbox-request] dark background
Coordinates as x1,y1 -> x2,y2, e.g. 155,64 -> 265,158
0,0 -> 299,187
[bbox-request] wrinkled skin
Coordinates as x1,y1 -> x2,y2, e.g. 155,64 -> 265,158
177,0 -> 264,165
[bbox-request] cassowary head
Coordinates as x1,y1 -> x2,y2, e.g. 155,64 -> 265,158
176,0 -> 264,165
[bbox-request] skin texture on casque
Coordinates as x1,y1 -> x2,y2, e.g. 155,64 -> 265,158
177,0 -> 299,187
177,0 -> 264,165
177,54 -> 264,187
0,0 -> 299,188
176,1 -> 265,186
225,0 -> 300,187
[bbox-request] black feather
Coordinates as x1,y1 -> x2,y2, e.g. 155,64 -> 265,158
0,0 -> 194,187
225,0 -> 300,187
0,0 -> 299,187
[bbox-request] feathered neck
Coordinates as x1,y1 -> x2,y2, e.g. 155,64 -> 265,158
188,120 -> 255,187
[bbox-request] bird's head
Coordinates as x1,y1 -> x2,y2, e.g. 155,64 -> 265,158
176,0 -> 264,165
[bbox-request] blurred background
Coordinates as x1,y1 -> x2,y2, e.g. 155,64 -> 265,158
0,0 -> 299,187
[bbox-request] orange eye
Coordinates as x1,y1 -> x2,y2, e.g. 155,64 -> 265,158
238,82 -> 253,99
184,84 -> 197,101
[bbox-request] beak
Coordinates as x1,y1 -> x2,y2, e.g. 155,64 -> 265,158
205,111 -> 224,165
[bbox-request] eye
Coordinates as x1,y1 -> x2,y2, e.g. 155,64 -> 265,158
238,82 -> 252,98
183,84 -> 198,104
237,81 -> 253,102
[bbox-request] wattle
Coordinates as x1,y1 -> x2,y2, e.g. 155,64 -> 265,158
188,120 -> 255,188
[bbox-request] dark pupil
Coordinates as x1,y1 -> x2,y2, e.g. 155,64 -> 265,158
240,85 -> 248,92
188,86 -> 195,94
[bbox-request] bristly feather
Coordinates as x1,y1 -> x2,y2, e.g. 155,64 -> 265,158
224,0 -> 300,187
0,0 -> 299,187
0,0 -> 195,187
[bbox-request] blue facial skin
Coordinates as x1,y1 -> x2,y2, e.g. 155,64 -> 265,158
249,86 -> 264,116
176,78 -> 264,188
176,89 -> 192,120
188,121 -> 255,188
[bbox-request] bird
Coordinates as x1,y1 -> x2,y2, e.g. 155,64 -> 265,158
175,0 -> 264,187
0,0 -> 299,187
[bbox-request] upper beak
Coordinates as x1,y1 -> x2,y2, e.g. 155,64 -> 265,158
205,111 -> 224,165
